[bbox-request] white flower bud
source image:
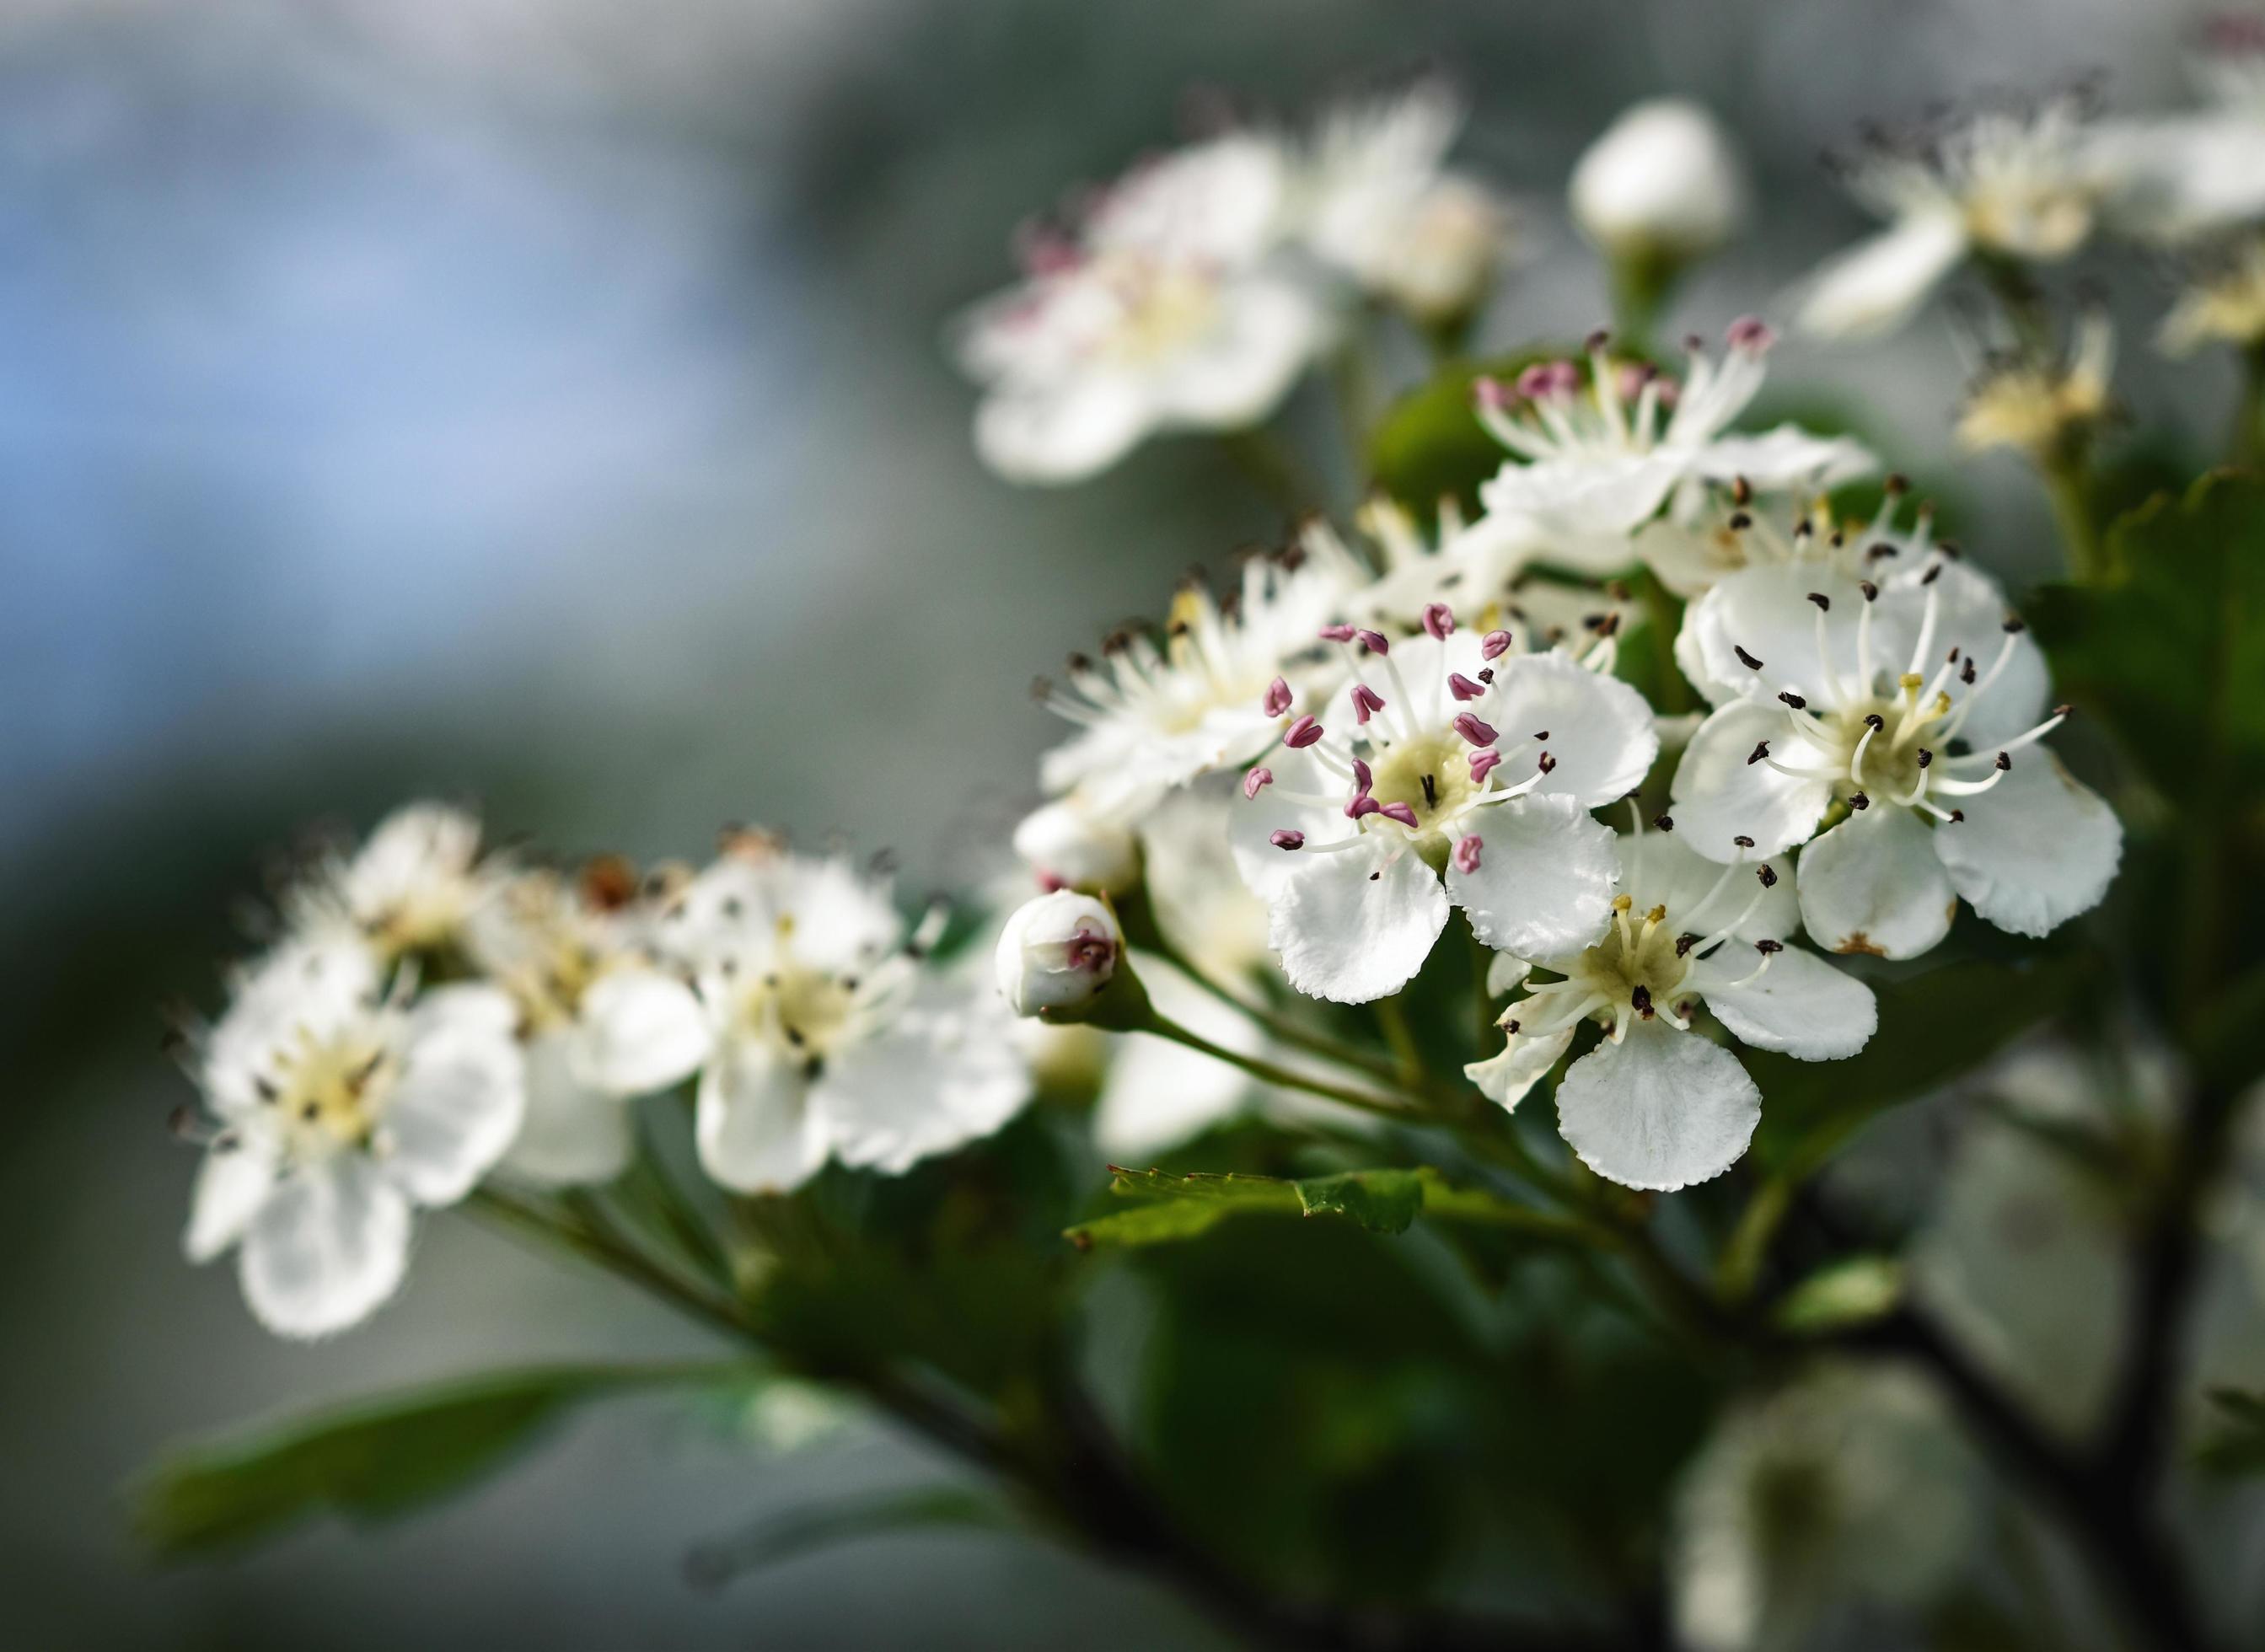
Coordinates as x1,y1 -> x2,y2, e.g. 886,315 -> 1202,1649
1569,99 -> 1747,262
995,892 -> 1122,1017
1012,798 -> 1140,893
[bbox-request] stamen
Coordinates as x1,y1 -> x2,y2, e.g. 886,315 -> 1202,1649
1377,802 -> 1420,829
1448,673 -> 1489,701
1269,831 -> 1305,850
1262,677 -> 1292,717
1453,834 -> 1483,874
1423,603 -> 1456,640
1454,712 -> 1500,747
1243,768 -> 1273,800
1468,747 -> 1504,783
1351,684 -> 1387,724
1481,630 -> 1513,660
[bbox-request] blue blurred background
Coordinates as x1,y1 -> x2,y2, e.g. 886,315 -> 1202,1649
0,0 -> 2233,1643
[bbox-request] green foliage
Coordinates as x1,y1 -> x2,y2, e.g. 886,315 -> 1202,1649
684,1487 -> 1013,1590
1748,955 -> 2091,1172
135,1363 -> 750,1558
1772,1256 -> 1904,1336
1065,1164 -> 1588,1250
2195,1388 -> 2265,1478
1366,349 -> 1554,515
2031,470 -> 2265,801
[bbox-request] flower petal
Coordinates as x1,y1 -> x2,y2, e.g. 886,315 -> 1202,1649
819,993 -> 1032,1174
1669,700 -> 1835,862
238,1156 -> 413,1339
1625,829 -> 1797,942
1554,1020 -> 1761,1192
502,1027 -> 634,1186
1270,834 -> 1450,1003
1229,745 -> 1345,904
1151,276 -> 1331,426
381,985 -> 527,1206
184,1138 -> 279,1264
1899,562 -> 2052,749
1683,561 -> 1907,711
1479,448 -> 1686,541
974,372 -> 1154,485
576,968 -> 712,1096
1447,793 -> 1619,959
1795,212 -> 1968,340
1702,947 -> 1878,1061
1464,1026 -> 1574,1111
695,1042 -> 829,1194
1488,652 -> 1660,809
1795,803 -> 1956,960
1686,426 -> 1876,494
1934,752 -> 2121,939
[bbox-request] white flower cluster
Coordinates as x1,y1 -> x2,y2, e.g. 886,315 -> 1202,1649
175,809 -> 1028,1338
953,78 -> 1517,483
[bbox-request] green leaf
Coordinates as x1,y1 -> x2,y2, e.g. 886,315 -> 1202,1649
1749,955 -> 2089,1172
684,1487 -> 1013,1590
134,1362 -> 750,1558
2031,469 -> 2265,800
1366,350 -> 1556,517
1773,1256 -> 1905,1336
2196,1388 -> 2265,1477
1066,1165 -> 1593,1250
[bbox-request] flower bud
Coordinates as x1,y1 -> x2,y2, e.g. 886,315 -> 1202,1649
1011,798 -> 1140,893
1568,99 -> 1747,263
995,891 -> 1123,1017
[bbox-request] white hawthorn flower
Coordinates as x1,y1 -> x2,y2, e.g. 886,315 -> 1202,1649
996,888 -> 1123,1016
292,801 -> 502,963
1344,496 -> 1635,652
652,848 -> 1030,1193
2160,233 -> 2265,354
1638,480 -> 1940,604
953,131 -> 1334,484
2100,21 -> 2265,244
1568,98 -> 1749,265
1797,95 -> 2122,340
181,931 -> 526,1338
1671,1363 -> 1977,1652
464,861 -> 710,1185
1468,823 -> 1875,1191
1670,550 -> 2120,957
1955,311 -> 2114,460
1230,612 -> 1656,1003
1035,536 -> 1366,824
1296,78 -> 1514,324
1012,795 -> 1141,893
1471,324 -> 1873,567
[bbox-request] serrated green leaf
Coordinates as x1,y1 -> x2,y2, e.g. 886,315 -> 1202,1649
684,1487 -> 1013,1590
1066,1164 -> 1592,1250
134,1362 -> 751,1559
1773,1256 -> 1905,1335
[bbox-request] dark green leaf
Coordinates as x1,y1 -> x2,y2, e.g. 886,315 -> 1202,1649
1291,1169 -> 1426,1233
1067,1165 -> 1593,1250
2031,469 -> 2265,800
1749,955 -> 2089,1172
2196,1387 -> 2265,1478
684,1487 -> 1013,1590
135,1362 -> 749,1558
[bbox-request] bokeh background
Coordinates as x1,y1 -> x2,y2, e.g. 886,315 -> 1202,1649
3,0 -> 2244,1644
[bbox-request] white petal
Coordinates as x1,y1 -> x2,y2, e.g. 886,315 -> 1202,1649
1901,562 -> 2051,749
1229,745 -> 1345,904
1703,947 -> 1878,1061
1464,1027 -> 1573,1111
238,1156 -> 413,1339
502,1027 -> 635,1186
184,1138 -> 279,1264
575,968 -> 711,1096
1934,752 -> 2121,939
1446,793 -> 1618,959
1626,829 -> 1797,941
1686,426 -> 1876,493
1795,803 -> 1956,960
1683,561 -> 1906,711
695,1042 -> 829,1194
1151,275 -> 1330,427
1488,652 -> 1660,809
1795,213 -> 1968,340
1484,951 -> 1532,996
1479,449 -> 1685,540
974,373 -> 1154,485
1669,701 -> 1835,862
819,992 -> 1032,1174
381,985 -> 527,1206
1554,1021 -> 1760,1192
1269,834 -> 1449,1003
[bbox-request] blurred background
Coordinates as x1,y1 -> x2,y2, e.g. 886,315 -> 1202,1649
2,0 -> 2246,1644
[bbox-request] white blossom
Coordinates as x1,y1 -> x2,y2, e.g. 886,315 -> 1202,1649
1296,78 -> 1513,324
1231,615 -> 1655,1003
182,930 -> 525,1338
1797,95 -> 2121,340
1468,823 -> 1874,1191
464,861 -> 709,1186
1012,795 -> 1141,894
1669,547 -> 2120,957
953,131 -> 1333,484
291,801 -> 502,963
653,847 -> 1030,1193
1470,324 -> 1873,569
996,888 -> 1124,1017
1568,98 -> 1748,264
2099,23 -> 2265,244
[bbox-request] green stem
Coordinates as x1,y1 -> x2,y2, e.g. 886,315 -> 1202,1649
1217,428 -> 1323,518
1373,995 -> 1424,1086
2236,341 -> 2265,469
1632,568 -> 1693,713
1139,1008 -> 1446,1127
468,1186 -> 754,1343
1145,938 -> 1406,1086
2042,453 -> 2107,584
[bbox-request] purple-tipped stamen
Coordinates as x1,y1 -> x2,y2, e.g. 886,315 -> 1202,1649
1480,630 -> 1512,661
1243,767 -> 1274,801
1452,712 -> 1499,747
1352,684 -> 1387,724
1377,802 -> 1420,829
1269,830 -> 1305,850
1262,676 -> 1293,716
1285,715 -> 1324,748
1468,747 -> 1504,783
1422,603 -> 1456,640
1452,835 -> 1483,874
1448,672 -> 1487,702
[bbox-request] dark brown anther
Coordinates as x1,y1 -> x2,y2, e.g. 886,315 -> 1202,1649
1735,645 -> 1764,671
1756,938 -> 1785,954
1922,563 -> 1944,585
1728,511 -> 1754,530
1994,751 -> 2011,770
1676,933 -> 1699,957
1868,542 -> 1899,560
1731,475 -> 1754,506
1864,713 -> 1885,731
1849,791 -> 1871,810
1733,834 -> 1756,848
1586,327 -> 1612,353
2053,702 -> 2073,718
1533,729 -> 1550,741
1747,741 -> 1771,765
1806,592 -> 1830,611
1630,984 -> 1655,1018
1860,580 -> 1879,602
1885,472 -> 1909,494
1477,667 -> 1495,683
1779,691 -> 1806,709
1652,813 -> 1675,832
1538,753 -> 1558,774
1757,864 -> 1779,887
2002,615 -> 2026,634
1950,809 -> 1966,823
1960,657 -> 1978,685
1917,748 -> 1934,768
